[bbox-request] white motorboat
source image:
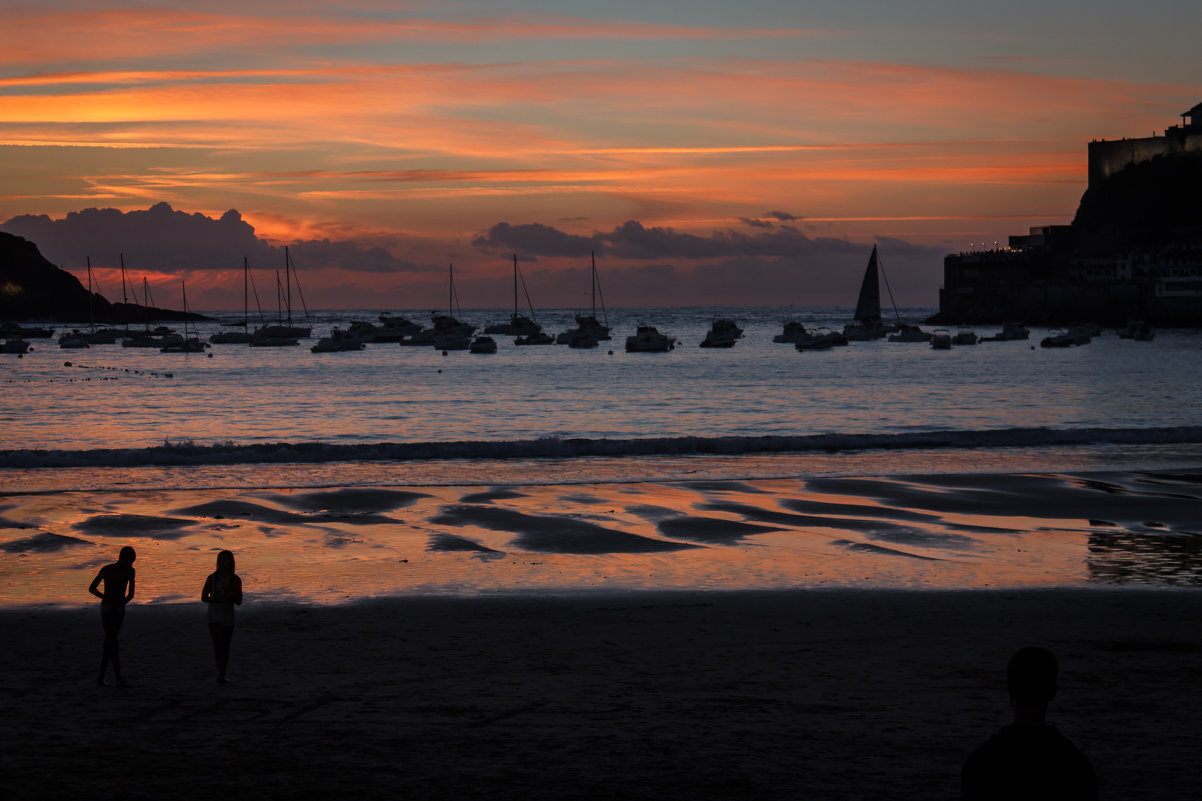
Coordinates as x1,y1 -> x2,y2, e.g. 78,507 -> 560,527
1040,328 -> 1076,348
700,317 -> 743,348
981,322 -> 1029,341
469,335 -> 498,353
1119,321 -> 1154,341
515,331 -> 554,346
952,328 -> 979,345
930,328 -> 953,349
773,319 -> 808,343
311,328 -> 365,353
625,324 -> 673,352
2,337 -> 31,354
889,324 -> 932,343
795,327 -> 848,350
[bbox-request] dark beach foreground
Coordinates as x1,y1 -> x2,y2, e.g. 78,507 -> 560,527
2,588 -> 1199,800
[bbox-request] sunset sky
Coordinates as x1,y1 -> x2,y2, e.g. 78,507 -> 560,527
1,0 -> 1199,310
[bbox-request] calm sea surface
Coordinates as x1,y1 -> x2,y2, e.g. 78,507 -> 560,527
3,305 -> 1202,492
5,305 -> 1202,604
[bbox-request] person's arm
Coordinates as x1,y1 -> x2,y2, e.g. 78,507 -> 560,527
232,575 -> 243,606
124,568 -> 135,603
201,574 -> 213,603
88,567 -> 105,600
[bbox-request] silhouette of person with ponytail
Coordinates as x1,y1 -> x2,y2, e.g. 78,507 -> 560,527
201,550 -> 243,685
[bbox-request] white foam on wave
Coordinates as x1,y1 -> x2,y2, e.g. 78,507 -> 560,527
5,426 -> 1202,469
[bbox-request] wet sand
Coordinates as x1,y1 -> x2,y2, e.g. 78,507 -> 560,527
5,469 -> 1202,606
2,588 -> 1200,800
3,468 -> 1202,798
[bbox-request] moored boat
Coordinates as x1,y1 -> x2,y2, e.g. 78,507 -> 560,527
981,322 -> 1029,341
469,335 -> 498,353
843,244 -> 893,340
625,324 -> 673,352
1119,320 -> 1155,341
953,327 -> 979,345
889,324 -> 932,343
311,328 -> 365,353
700,318 -> 743,348
557,253 -> 611,344
485,255 -> 546,338
1,337 -> 31,354
795,327 -> 848,350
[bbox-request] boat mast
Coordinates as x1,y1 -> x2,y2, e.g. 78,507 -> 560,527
181,281 -> 190,342
590,251 -> 608,326
142,277 -> 152,331
86,256 -> 94,333
512,254 -> 518,322
242,257 -> 249,328
876,246 -> 903,326
285,246 -> 293,328
120,253 -> 129,307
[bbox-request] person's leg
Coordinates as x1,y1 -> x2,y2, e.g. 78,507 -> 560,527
209,622 -> 233,682
99,606 -> 125,685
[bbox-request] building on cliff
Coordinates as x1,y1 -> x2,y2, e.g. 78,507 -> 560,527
935,104 -> 1202,327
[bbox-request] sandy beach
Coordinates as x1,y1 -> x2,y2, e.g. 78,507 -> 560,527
3,468 -> 1202,798
1,588 -> 1200,800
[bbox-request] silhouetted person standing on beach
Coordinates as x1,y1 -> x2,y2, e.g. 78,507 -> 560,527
201,550 -> 243,685
962,646 -> 1098,800
88,546 -> 136,687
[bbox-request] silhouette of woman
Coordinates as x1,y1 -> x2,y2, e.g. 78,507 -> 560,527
201,550 -> 243,685
88,546 -> 136,687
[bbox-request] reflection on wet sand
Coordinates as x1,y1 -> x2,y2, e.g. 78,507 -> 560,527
1088,527 -> 1202,585
2,468 -> 1202,605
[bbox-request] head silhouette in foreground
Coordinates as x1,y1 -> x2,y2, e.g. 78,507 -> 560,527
961,646 -> 1098,800
87,546 -> 136,687
201,549 -> 243,685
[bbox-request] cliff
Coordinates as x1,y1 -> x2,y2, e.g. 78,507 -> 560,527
1071,153 -> 1202,255
0,232 -> 208,323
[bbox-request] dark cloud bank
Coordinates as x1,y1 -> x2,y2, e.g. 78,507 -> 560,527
0,202 -> 426,276
472,219 -> 945,305
1,204 -> 947,306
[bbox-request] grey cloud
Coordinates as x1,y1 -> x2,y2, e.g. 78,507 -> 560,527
472,222 -> 598,257
0,203 -> 427,275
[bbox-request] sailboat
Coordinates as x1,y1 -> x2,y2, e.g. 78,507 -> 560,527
556,252 -> 611,346
484,255 -> 546,339
160,281 -> 208,352
122,277 -> 182,348
60,257 -> 105,347
842,245 -> 891,341
252,246 -> 311,344
432,264 -> 475,350
210,258 -> 254,344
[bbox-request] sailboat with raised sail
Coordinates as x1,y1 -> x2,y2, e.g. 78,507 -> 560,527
485,254 -> 545,338
842,245 -> 891,341
556,252 -> 611,346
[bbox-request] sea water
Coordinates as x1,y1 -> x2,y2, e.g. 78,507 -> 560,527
3,305 -> 1202,492
4,306 -> 1202,603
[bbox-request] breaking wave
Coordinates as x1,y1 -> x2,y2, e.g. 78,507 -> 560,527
5,426 -> 1202,470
